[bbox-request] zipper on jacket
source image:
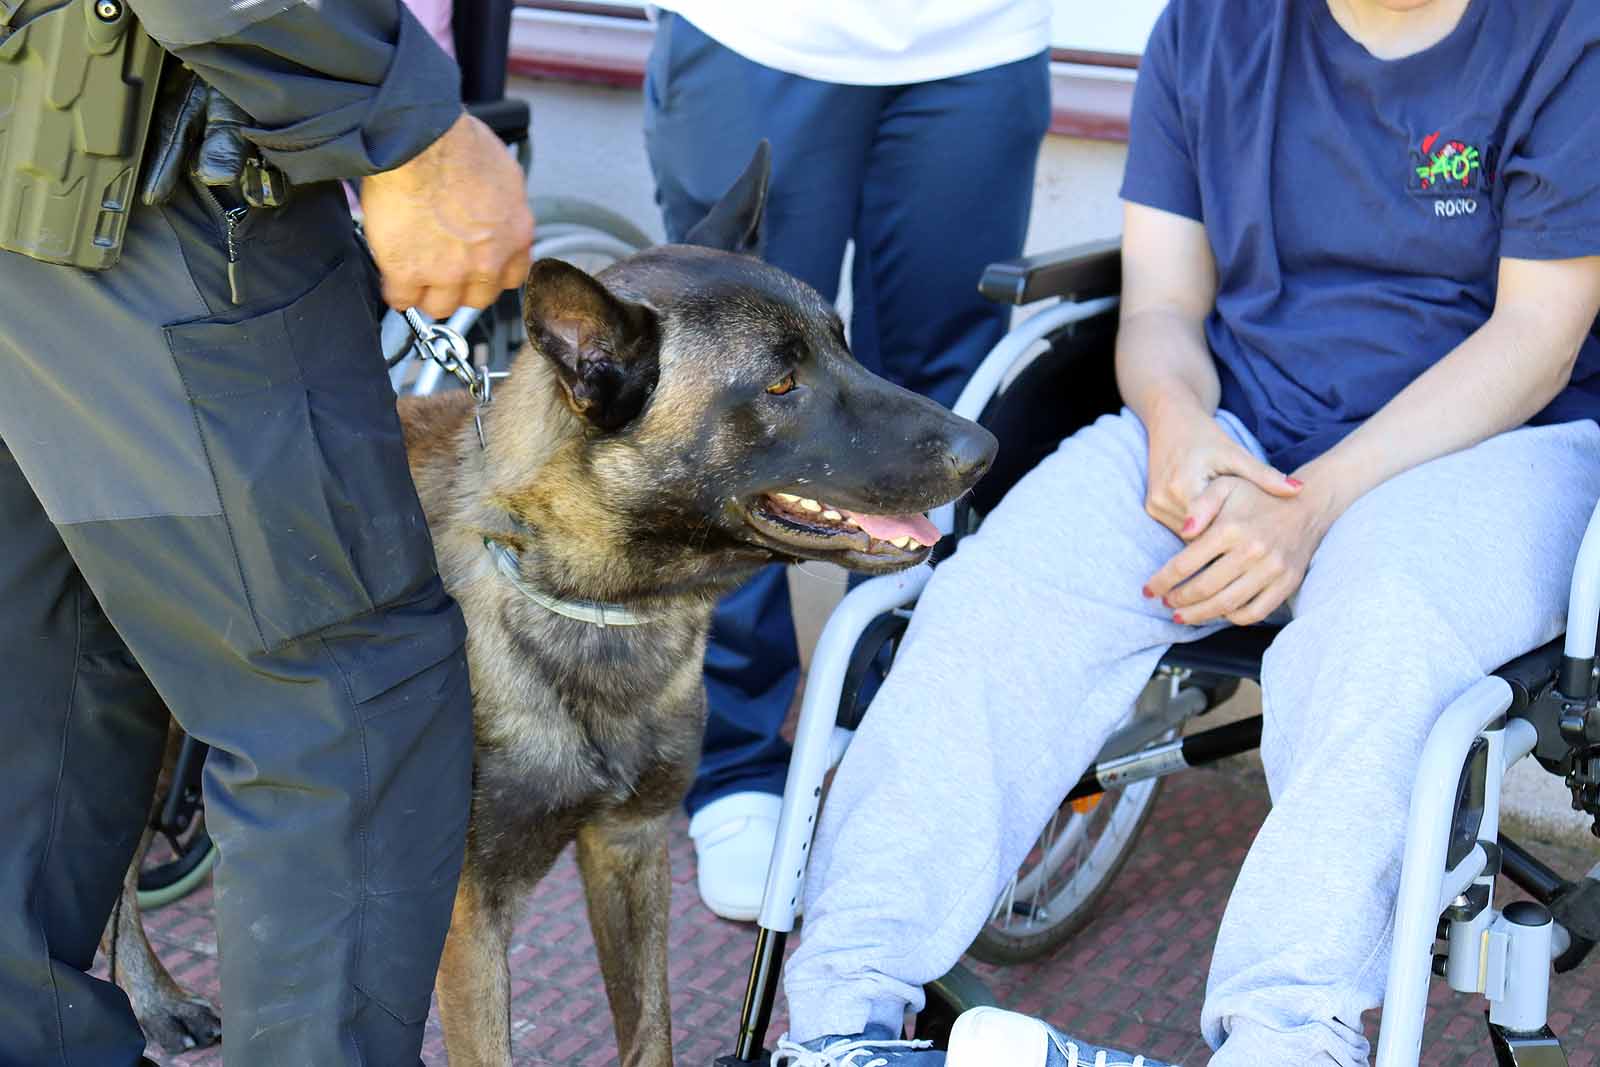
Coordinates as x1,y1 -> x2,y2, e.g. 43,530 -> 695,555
196,184 -> 247,305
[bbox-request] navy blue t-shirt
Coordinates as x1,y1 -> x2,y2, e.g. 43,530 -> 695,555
1121,0 -> 1600,469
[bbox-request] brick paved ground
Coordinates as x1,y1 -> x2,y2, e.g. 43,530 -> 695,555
130,766 -> 1600,1066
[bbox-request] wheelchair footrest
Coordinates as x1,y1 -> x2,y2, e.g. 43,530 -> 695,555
1551,876 -> 1600,973
1488,1016 -> 1567,1067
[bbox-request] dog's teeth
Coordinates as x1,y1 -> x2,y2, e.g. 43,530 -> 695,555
822,509 -> 843,521
799,498 -> 822,512
774,492 -> 800,503
890,536 -> 912,549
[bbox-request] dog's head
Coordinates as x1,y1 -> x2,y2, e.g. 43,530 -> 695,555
497,143 -> 996,599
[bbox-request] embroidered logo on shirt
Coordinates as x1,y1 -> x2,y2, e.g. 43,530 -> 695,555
1409,131 -> 1499,217
1413,132 -> 1481,189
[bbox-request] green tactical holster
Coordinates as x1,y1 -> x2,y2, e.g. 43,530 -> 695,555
0,0 -> 164,269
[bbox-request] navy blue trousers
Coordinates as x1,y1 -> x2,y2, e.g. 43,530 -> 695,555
643,13 -> 1050,813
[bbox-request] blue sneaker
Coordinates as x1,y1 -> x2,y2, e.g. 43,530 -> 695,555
772,1024 -> 945,1066
947,1007 -> 1179,1067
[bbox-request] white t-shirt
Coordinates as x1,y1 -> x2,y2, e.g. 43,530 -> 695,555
655,1 -> 1054,86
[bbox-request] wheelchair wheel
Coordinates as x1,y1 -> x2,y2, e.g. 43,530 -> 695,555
496,193 -> 652,352
967,776 -> 1164,965
136,820 -> 217,911
530,195 -> 654,273
967,673 -> 1208,965
135,733 -> 217,910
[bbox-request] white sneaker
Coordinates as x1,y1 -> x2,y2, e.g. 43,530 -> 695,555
689,791 -> 782,922
947,1007 -> 1178,1067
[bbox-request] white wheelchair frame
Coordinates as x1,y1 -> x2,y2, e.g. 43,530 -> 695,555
718,259 -> 1600,1067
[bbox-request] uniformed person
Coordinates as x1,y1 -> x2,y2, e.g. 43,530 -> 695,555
0,1 -> 533,1064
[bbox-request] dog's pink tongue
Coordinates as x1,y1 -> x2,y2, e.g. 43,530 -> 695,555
843,510 -> 942,545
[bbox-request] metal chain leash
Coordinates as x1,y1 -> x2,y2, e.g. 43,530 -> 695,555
403,308 -> 507,448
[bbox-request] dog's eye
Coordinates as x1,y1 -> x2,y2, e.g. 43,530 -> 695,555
765,372 -> 797,396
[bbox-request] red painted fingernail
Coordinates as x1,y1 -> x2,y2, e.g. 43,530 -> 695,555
1181,517 -> 1197,534
1141,585 -> 1153,598
1161,596 -> 1173,609
1173,612 -> 1185,624
1286,477 -> 1303,489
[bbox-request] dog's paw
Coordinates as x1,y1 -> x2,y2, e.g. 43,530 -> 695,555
138,992 -> 222,1054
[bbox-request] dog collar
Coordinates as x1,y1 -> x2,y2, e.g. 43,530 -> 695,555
483,537 -> 663,628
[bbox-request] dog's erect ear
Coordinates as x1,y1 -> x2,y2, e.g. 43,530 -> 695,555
682,139 -> 770,258
523,259 -> 661,431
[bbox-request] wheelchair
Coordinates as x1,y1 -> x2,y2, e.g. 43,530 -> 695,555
717,241 -> 1600,1067
133,0 -> 651,910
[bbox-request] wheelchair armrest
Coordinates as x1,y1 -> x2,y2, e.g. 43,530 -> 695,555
467,97 -> 531,148
978,238 -> 1122,306
1495,637 -> 1565,714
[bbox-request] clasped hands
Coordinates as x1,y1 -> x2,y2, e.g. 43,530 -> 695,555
1141,408 -> 1338,627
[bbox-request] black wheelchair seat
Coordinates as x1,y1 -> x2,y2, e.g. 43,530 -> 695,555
1161,628 -> 1567,711
968,312 -> 1120,519
1163,625 -> 1280,681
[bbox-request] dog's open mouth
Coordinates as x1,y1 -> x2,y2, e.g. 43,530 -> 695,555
746,491 -> 941,563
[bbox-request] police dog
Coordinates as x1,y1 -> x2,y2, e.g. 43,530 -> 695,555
108,143 -> 995,1066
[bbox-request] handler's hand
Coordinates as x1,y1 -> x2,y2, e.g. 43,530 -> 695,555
360,112 -> 535,318
1145,476 -> 1335,627
1144,404 -> 1301,539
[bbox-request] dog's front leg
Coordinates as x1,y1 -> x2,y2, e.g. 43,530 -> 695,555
575,813 -> 674,1067
102,827 -> 222,1054
435,867 -> 516,1067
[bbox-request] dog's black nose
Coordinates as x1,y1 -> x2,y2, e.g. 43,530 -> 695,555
945,422 -> 998,484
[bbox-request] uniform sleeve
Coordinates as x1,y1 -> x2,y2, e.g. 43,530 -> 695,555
1119,5 -> 1202,222
1498,19 -> 1600,261
126,0 -> 463,185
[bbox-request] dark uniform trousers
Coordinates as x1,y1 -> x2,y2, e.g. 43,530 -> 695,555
0,179 -> 474,1066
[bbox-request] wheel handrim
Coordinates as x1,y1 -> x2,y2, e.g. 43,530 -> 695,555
136,818 -> 217,910
532,230 -> 641,274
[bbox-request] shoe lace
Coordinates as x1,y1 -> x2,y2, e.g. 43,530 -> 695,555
1047,1032 -> 1166,1067
771,1033 -> 934,1067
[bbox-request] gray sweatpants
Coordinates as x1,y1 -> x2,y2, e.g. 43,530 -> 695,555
783,408 -> 1600,1065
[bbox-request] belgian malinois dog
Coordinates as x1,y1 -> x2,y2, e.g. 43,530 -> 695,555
107,143 -> 996,1066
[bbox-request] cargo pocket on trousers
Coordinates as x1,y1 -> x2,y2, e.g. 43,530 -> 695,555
165,256 -> 439,651
325,588 -> 475,1029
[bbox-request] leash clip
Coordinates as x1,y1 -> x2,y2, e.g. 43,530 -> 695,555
404,308 -> 493,447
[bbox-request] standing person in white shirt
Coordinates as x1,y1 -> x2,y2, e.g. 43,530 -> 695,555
642,0 -> 1053,923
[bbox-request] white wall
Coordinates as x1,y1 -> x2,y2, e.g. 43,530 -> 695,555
1051,0 -> 1163,53
577,1 -> 1168,55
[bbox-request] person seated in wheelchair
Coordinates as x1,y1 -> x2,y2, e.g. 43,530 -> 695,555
771,0 -> 1600,1065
